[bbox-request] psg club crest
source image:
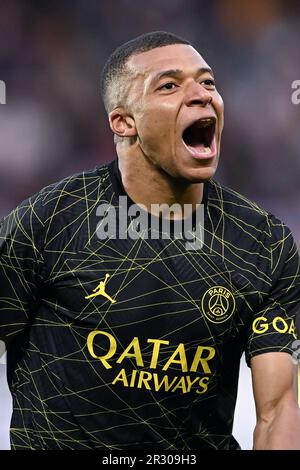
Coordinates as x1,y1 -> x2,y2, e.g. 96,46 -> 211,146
201,286 -> 236,324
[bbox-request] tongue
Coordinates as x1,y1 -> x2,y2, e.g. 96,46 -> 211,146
185,129 -> 210,153
183,125 -> 210,152
186,126 -> 205,147
187,142 -> 210,156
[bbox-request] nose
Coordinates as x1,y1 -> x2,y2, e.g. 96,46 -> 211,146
185,82 -> 213,107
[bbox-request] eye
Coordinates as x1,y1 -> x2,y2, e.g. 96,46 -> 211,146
201,78 -> 216,88
158,82 -> 178,91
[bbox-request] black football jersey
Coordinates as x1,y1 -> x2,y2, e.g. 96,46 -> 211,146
0,159 -> 299,450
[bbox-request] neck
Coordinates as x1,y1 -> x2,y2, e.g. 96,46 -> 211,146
117,147 -> 204,218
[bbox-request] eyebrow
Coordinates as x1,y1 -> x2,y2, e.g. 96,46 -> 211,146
151,67 -> 214,84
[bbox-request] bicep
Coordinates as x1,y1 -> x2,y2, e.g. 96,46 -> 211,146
251,352 -> 298,421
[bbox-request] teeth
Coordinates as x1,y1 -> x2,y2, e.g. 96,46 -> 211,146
203,146 -> 210,153
197,118 -> 213,128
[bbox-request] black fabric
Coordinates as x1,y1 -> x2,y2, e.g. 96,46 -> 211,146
0,159 -> 299,450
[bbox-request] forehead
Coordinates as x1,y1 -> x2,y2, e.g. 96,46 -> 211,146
126,44 -> 210,80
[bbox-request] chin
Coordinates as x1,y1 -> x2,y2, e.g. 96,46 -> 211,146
179,163 -> 218,183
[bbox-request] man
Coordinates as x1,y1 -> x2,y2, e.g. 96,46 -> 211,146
0,31 -> 300,450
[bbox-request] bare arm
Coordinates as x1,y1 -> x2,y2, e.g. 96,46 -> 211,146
251,352 -> 300,450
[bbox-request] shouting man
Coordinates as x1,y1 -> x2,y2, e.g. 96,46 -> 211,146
0,31 -> 300,450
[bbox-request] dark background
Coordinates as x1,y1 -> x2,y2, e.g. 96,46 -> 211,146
0,0 -> 299,243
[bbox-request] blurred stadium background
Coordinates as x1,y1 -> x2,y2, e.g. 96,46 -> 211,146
0,0 -> 299,450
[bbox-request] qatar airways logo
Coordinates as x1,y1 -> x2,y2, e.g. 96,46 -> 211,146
0,80 -> 6,104
96,196 -> 204,251
87,331 -> 216,395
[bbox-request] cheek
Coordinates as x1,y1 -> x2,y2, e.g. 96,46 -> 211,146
215,93 -> 224,124
137,108 -> 173,145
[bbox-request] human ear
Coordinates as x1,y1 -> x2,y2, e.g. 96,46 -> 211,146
109,108 -> 137,138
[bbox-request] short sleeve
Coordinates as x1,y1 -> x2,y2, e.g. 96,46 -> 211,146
0,194 -> 45,344
245,216 -> 300,366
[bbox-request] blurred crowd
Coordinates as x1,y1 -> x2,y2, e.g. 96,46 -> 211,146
0,0 -> 299,243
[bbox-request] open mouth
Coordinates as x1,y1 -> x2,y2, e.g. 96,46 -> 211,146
182,117 -> 216,157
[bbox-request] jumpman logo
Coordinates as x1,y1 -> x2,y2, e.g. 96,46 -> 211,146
85,274 -> 116,303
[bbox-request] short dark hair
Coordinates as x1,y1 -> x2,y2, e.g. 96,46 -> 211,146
101,31 -> 191,113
